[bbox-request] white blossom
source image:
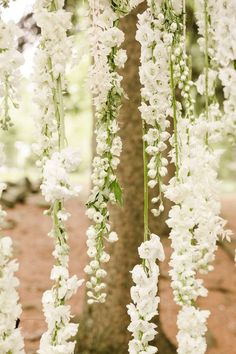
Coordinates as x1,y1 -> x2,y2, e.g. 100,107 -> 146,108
166,116 -> 231,352
204,0 -> 236,141
85,0 -> 142,304
127,234 -> 164,354
41,148 -> 81,203
0,10 -> 25,353
0,160 -> 24,353
0,18 -> 23,131
33,1 -> 83,352
177,307 -> 210,354
164,2 -> 231,353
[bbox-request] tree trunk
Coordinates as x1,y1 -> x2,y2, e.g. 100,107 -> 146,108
76,3 -> 175,353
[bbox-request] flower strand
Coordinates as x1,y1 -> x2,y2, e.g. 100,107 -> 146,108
127,2 -> 167,352
33,1 -> 83,353
85,0 -> 143,304
0,11 -> 25,353
0,16 -> 23,130
136,1 -> 170,216
127,235 -> 165,354
0,148 -> 25,354
165,2 -> 231,353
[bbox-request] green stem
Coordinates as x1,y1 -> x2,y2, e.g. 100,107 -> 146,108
204,0 -> 209,144
204,0 -> 209,120
56,76 -> 66,150
183,0 -> 186,53
142,121 -> 149,242
50,0 -> 57,11
204,0 -> 209,118
4,75 -> 9,125
170,52 -> 179,178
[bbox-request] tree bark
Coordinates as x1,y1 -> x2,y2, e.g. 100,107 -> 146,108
76,3 -> 175,353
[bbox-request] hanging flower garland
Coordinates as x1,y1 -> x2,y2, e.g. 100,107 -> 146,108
195,0 -> 222,135
207,0 -> 236,142
136,1 -> 170,217
126,0 -> 194,351
165,1 -> 231,353
0,158 -> 25,354
33,1 -> 83,353
127,234 -> 164,354
161,0 -> 195,173
0,12 -> 25,354
0,17 -> 23,131
165,116 -> 230,353
85,0 -> 143,304
0,179 -> 25,354
127,2 -> 167,353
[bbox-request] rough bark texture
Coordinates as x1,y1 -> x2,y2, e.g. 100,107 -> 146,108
76,3 -> 175,353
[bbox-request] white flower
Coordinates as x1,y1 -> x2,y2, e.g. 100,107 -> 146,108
177,307 -> 210,354
136,7 -> 171,216
114,49 -> 127,68
33,1 -> 84,352
0,19 -> 24,131
166,117 -> 230,350
85,0 -> 136,303
108,231 -> 118,243
103,27 -> 124,47
127,233 -> 164,353
0,17 -> 25,354
138,234 -> 165,262
196,69 -> 217,96
40,149 -> 80,203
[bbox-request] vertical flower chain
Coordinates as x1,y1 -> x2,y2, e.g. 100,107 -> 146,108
0,16 -> 23,130
85,0 -> 143,304
0,11 -> 25,352
208,0 -> 236,143
33,1 -> 83,353
209,0 -> 236,270
127,2 -> 166,353
0,182 -> 25,354
195,0 -> 222,130
165,1 -> 232,353
161,0 -> 194,174
136,2 -> 170,217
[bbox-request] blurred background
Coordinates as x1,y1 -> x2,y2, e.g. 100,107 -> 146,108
0,1 -> 236,354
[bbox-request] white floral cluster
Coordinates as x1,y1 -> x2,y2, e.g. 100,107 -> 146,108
33,1 -> 83,353
195,0 -> 221,123
177,306 -> 210,354
0,146 -> 25,354
38,266 -> 84,354
165,118 -> 231,353
0,236 -> 25,354
0,17 -> 23,131
195,0 -> 215,58
164,3 -> 194,122
161,1 -> 194,168
196,0 -> 236,68
85,0 -> 142,304
166,118 -> 229,305
33,0 -> 72,160
164,2 -> 232,353
127,234 -> 165,354
219,68 -> 236,140
0,9 -> 25,352
41,148 -> 81,204
136,3 -> 171,216
207,0 -> 236,140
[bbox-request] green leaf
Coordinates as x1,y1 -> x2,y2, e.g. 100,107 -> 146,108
110,180 -> 123,206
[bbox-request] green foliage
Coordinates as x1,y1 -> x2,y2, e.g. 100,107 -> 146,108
110,179 -> 123,206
